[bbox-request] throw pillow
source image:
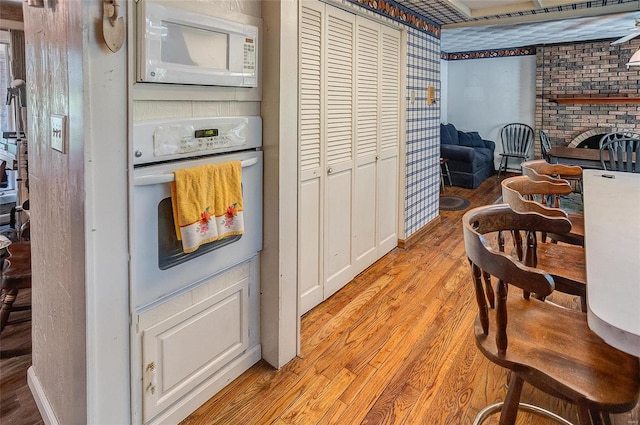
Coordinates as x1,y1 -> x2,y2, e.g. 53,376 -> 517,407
458,131 -> 481,148
460,131 -> 486,148
440,123 -> 459,145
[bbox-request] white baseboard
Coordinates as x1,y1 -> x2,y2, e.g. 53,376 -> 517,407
147,345 -> 262,425
27,367 -> 60,425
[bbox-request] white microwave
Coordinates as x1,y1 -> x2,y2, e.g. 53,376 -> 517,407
137,1 -> 258,87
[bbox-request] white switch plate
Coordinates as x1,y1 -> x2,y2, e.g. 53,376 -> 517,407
51,114 -> 66,153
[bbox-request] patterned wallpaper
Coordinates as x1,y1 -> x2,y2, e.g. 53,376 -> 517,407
442,46 -> 536,61
405,27 -> 441,237
339,0 -> 442,238
343,0 -> 440,37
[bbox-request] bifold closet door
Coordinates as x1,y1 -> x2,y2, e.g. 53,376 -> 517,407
377,25 -> 400,255
299,1 -> 400,315
323,7 -> 357,298
299,0 -> 325,314
352,17 -> 380,277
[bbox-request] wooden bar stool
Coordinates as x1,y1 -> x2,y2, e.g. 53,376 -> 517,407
463,205 -> 640,425
0,241 -> 31,333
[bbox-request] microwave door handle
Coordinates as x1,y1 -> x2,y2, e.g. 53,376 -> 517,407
133,157 -> 259,186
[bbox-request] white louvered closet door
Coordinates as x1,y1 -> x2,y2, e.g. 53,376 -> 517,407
299,1 -> 400,314
299,0 -> 324,314
323,7 -> 356,298
352,17 -> 380,277
377,25 -> 400,255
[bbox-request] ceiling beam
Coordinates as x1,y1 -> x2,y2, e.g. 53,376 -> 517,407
540,0 -> 594,7
442,3 -> 640,28
445,0 -> 472,18
444,0 -> 631,21
466,2 -> 543,18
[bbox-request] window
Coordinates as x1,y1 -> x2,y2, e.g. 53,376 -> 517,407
0,31 -> 10,134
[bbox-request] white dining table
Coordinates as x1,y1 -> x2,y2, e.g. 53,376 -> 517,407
583,169 -> 640,357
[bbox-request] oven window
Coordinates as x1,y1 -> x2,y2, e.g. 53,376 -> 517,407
158,198 -> 241,270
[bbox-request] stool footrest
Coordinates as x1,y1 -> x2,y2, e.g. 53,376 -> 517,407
473,402 -> 574,425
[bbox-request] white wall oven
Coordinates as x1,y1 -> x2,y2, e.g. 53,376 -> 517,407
132,116 -> 262,309
131,116 -> 262,424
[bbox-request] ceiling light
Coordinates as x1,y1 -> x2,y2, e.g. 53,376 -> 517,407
627,48 -> 640,67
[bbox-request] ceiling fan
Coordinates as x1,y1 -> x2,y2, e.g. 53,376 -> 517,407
611,18 -> 640,45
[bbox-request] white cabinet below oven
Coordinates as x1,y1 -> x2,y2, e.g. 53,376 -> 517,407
135,256 -> 260,425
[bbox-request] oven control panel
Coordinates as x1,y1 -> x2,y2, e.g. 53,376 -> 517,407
133,116 -> 262,165
155,126 -> 244,156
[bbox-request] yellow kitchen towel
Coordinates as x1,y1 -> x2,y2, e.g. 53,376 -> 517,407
170,161 -> 244,253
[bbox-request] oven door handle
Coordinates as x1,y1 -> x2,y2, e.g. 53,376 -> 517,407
133,157 -> 259,186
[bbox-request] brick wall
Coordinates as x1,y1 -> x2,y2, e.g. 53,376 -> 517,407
534,39 -> 640,157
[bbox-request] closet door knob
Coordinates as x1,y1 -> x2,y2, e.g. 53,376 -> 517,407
327,167 -> 333,174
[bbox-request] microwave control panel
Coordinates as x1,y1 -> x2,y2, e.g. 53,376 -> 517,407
133,116 -> 262,165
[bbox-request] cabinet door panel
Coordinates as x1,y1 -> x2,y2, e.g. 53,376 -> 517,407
141,279 -> 248,420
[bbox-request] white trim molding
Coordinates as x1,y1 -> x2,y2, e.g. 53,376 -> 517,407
27,367 -> 60,425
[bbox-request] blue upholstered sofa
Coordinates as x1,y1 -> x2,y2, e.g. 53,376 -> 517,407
440,123 -> 495,189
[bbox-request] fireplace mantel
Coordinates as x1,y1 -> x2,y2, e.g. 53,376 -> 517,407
549,96 -> 640,105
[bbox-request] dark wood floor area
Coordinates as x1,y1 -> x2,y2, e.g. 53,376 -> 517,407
1,176 -> 638,425
182,176 -> 639,425
0,288 -> 43,425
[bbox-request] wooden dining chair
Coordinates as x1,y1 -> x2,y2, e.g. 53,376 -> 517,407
538,130 -> 552,162
521,158 -> 583,194
0,241 -> 31,333
502,174 -> 584,246
499,178 -> 587,310
463,204 -> 640,425
497,123 -> 534,178
599,133 -> 640,173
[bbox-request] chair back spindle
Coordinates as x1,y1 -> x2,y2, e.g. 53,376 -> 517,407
599,133 -> 640,173
538,130 -> 552,162
501,124 -> 534,157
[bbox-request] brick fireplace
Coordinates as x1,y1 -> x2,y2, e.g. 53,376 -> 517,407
534,39 -> 640,157
567,126 -> 637,148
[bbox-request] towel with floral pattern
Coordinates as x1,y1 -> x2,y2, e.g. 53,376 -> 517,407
170,161 -> 243,253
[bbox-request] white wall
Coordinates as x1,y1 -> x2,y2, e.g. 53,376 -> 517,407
260,0 -> 299,368
444,55 -> 536,169
440,59 -> 448,124
24,2 -> 130,424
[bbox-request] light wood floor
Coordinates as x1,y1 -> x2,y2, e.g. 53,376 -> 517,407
1,176 -> 638,425
182,176 -> 639,425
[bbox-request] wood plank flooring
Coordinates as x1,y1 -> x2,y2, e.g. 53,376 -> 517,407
0,288 -> 44,425
182,176 -> 640,425
1,176 -> 638,425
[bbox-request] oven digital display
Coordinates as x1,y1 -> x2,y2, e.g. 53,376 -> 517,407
195,128 -> 219,138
